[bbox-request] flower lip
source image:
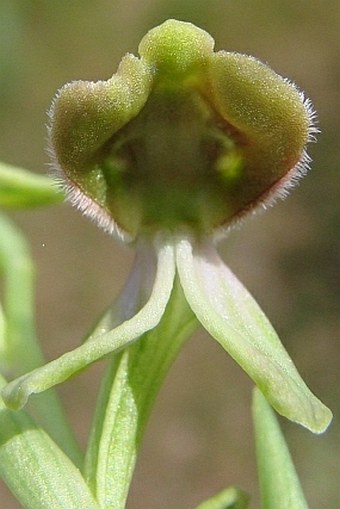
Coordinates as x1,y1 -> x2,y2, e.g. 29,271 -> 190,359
48,19 -> 316,242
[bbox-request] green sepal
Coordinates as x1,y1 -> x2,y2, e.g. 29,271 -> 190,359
50,53 -> 153,187
253,388 -> 310,509
49,19 -> 313,239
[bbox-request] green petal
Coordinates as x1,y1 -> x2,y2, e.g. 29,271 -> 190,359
138,19 -> 214,78
253,388 -> 310,509
175,235 -> 332,433
50,54 -> 153,174
2,235 -> 175,410
208,51 -> 311,181
49,53 -> 153,239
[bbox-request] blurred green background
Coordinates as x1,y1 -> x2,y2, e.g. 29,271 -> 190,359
1,1 -> 339,508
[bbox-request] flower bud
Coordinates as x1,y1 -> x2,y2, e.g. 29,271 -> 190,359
49,19 -> 314,241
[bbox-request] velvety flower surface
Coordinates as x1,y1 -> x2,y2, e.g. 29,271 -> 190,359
2,20 -> 331,433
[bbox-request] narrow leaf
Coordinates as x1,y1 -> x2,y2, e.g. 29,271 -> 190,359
0,213 -> 41,374
0,302 -> 6,369
0,214 -> 81,464
196,486 -> 250,509
0,161 -> 63,208
0,375 -> 99,509
253,387 -> 310,509
176,235 -> 332,433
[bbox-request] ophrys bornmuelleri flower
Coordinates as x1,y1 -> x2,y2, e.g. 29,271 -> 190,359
2,19 -> 332,433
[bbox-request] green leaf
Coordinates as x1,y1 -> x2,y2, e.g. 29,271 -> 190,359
175,235 -> 332,434
0,302 -> 6,371
0,213 -> 43,374
0,161 -> 63,208
195,486 -> 250,509
0,375 -> 99,509
0,214 -> 82,465
2,235 -> 176,410
83,274 -> 197,508
253,387 -> 310,509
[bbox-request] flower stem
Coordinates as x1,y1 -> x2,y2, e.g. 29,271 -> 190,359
84,276 -> 198,509
253,388 -> 310,509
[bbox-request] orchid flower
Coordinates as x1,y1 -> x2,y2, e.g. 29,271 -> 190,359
2,19 -> 331,434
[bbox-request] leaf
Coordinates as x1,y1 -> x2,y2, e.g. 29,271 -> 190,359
0,213 -> 44,374
253,387 -> 310,509
0,302 -> 6,372
0,375 -> 99,509
195,486 -> 250,509
0,214 -> 81,464
0,161 -> 63,208
175,235 -> 332,434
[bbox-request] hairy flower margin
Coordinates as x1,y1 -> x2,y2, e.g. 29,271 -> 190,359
2,20 -> 331,433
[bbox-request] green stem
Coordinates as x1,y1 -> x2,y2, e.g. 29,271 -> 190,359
0,214 -> 82,465
253,388 -> 309,509
84,276 -> 198,509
